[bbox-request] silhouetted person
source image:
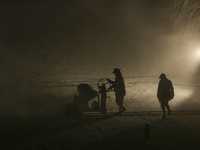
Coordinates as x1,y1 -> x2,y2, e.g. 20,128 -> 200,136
107,68 -> 126,115
157,73 -> 174,119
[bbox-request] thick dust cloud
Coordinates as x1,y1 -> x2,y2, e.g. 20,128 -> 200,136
0,0 -> 200,117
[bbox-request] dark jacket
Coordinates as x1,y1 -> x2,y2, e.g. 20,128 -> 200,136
108,76 -> 126,96
114,75 -> 126,95
157,78 -> 174,101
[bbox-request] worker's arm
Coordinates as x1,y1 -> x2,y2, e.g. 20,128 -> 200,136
107,79 -> 114,84
107,79 -> 115,90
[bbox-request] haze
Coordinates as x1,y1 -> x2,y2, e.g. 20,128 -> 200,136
0,0 -> 200,118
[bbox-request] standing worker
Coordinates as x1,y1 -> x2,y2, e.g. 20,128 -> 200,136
157,73 -> 174,119
107,68 -> 126,115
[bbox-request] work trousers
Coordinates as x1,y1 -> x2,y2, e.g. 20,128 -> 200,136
115,94 -> 125,112
160,101 -> 171,114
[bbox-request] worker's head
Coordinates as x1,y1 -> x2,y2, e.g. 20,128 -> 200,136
112,68 -> 120,74
159,73 -> 166,79
112,68 -> 123,77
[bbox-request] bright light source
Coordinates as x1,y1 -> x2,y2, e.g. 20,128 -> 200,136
196,48 -> 200,58
191,47 -> 200,61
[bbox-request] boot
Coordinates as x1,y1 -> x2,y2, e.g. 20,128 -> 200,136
161,115 -> 166,119
123,106 -> 126,112
116,111 -> 122,115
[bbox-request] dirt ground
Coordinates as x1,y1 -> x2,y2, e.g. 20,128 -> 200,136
0,112 -> 200,150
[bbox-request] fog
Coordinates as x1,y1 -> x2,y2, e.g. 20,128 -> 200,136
0,0 -> 200,118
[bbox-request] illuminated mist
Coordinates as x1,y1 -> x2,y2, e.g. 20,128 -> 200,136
0,0 -> 200,117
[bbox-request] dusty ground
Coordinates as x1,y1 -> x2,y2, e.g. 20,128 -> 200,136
0,112 -> 200,150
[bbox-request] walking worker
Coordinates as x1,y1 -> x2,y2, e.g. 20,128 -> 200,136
157,73 -> 174,119
107,68 -> 126,115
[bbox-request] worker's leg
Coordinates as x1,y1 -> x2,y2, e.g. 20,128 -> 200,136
116,94 -> 125,112
160,101 -> 166,119
165,101 -> 171,116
